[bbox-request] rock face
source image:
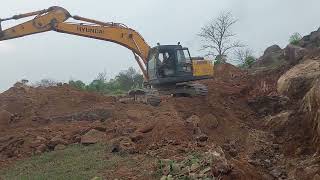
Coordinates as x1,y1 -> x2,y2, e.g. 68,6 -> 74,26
300,28 -> 320,48
278,59 -> 320,99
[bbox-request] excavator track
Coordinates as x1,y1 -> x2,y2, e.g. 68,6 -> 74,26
172,82 -> 208,97
122,83 -> 207,106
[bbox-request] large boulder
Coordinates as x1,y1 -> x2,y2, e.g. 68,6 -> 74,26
277,59 -> 320,99
252,45 -> 286,69
264,45 -> 282,55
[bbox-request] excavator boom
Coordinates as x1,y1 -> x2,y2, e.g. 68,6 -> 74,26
0,6 -> 150,78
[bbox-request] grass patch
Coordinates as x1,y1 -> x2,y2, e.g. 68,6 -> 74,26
0,144 -> 109,180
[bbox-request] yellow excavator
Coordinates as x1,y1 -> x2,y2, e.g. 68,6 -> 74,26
0,6 -> 213,105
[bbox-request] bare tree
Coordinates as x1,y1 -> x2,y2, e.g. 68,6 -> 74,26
234,48 -> 256,67
96,70 -> 107,82
198,12 -> 243,63
234,48 -> 253,64
34,79 -> 59,87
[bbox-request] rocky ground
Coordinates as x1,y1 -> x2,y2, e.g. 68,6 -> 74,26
2,29 -> 320,180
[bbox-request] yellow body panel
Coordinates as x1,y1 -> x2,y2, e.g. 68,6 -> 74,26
192,60 -> 214,77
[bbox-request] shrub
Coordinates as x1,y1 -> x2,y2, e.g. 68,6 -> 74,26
289,32 -> 302,45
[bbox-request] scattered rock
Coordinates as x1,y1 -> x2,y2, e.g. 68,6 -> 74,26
51,108 -> 112,122
186,115 -> 201,127
49,136 -> 68,148
129,132 -> 144,142
208,148 -> 233,177
270,168 -> 282,178
314,174 -> 320,180
36,136 -> 47,142
54,144 -> 67,151
90,177 -> 102,180
160,176 -> 167,180
81,129 -> 105,145
36,144 -> 48,153
200,114 -> 219,130
93,125 -> 107,132
126,110 -> 148,120
111,137 -> 137,154
186,115 -> 203,135
196,134 -> 208,142
265,111 -> 292,136
190,163 -> 200,172
137,122 -> 156,133
200,167 -> 211,175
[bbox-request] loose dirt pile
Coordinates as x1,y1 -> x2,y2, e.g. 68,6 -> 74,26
0,64 -> 272,179
2,28 -> 320,179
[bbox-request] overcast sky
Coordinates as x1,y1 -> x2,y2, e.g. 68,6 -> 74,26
0,0 -> 319,91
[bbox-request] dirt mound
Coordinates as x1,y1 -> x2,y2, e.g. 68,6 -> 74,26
0,85 -> 115,131
214,63 -> 246,81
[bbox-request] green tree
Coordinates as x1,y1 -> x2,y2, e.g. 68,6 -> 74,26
87,79 -> 108,94
115,67 -> 143,91
243,56 -> 256,68
69,80 -> 86,90
289,32 -> 302,45
68,67 -> 143,95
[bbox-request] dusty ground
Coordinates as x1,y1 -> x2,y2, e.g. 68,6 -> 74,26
2,30 -> 320,179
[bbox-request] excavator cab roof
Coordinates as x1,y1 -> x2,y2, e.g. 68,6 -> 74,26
153,44 -> 186,52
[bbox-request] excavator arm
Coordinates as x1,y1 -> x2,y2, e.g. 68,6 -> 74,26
0,6 -> 150,78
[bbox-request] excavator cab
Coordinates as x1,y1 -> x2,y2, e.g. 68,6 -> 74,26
147,45 -> 213,88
